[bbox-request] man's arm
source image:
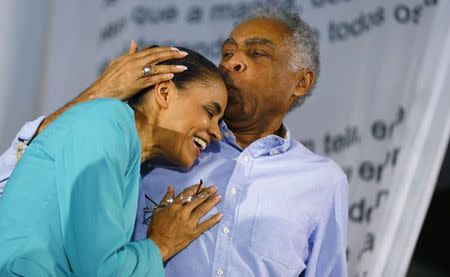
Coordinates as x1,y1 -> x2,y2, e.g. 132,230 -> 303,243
36,41 -> 188,135
0,41 -> 187,194
0,116 -> 45,195
304,178 -> 349,277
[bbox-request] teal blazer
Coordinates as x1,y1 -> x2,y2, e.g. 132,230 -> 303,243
0,99 -> 163,276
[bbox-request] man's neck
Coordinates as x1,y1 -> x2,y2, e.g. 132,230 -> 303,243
227,117 -> 285,149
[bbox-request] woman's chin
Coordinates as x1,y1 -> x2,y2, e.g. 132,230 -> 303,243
175,155 -> 197,169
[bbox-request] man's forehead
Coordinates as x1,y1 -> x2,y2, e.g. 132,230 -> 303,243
226,18 -> 290,45
222,37 -> 275,49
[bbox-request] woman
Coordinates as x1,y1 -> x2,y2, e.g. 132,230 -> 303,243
0,46 -> 227,276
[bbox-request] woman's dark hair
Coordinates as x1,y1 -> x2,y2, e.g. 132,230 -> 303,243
128,46 -> 222,108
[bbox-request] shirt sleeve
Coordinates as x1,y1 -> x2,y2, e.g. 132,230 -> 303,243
54,108 -> 163,276
0,116 -> 45,196
304,178 -> 349,277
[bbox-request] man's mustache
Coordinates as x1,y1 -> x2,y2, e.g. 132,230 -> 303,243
220,72 -> 238,91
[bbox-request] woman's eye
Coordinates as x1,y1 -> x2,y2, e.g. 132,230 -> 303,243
205,109 -> 214,118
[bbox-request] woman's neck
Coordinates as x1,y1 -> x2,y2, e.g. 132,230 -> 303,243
134,109 -> 162,162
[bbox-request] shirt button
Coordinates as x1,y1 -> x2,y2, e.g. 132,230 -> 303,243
230,187 -> 237,194
223,227 -> 230,234
243,155 -> 249,162
216,268 -> 224,276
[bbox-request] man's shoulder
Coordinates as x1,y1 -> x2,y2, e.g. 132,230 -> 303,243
287,139 -> 348,185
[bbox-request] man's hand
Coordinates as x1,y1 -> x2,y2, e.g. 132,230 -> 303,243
35,40 -> 187,136
83,40 -> 188,101
147,184 -> 223,261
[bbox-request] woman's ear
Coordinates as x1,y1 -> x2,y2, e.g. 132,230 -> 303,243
154,80 -> 173,109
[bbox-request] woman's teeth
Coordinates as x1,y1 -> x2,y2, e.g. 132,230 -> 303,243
193,136 -> 207,150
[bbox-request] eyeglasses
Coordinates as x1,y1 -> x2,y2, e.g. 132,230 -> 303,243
142,180 -> 209,225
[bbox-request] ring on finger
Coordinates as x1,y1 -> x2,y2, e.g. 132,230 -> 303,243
142,64 -> 156,77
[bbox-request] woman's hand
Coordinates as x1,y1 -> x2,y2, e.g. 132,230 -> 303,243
147,184 -> 223,261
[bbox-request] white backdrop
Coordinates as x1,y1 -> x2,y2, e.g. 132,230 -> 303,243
1,1 -> 449,276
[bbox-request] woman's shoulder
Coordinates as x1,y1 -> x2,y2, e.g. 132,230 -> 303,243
74,98 -> 132,118
65,99 -> 133,125
46,98 -> 137,143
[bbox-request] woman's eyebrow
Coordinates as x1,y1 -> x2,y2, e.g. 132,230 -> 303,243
208,102 -> 222,115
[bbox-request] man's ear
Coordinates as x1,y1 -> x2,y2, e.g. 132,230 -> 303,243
293,69 -> 315,99
154,80 -> 172,109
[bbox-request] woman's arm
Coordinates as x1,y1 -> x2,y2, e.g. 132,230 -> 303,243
55,100 -> 163,276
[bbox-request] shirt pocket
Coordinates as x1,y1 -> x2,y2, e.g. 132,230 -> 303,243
250,198 -> 311,270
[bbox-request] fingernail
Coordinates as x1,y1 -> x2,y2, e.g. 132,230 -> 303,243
165,73 -> 174,79
179,51 -> 188,56
219,213 -> 224,219
216,194 -> 222,199
175,65 -> 187,70
170,46 -> 180,51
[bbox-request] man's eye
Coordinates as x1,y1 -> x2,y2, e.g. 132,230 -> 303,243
251,50 -> 266,57
222,52 -> 233,58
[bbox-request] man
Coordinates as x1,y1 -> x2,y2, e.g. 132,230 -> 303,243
0,7 -> 347,277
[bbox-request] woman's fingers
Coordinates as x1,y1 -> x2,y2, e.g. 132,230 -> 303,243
184,185 -> 216,207
173,183 -> 203,204
190,193 -> 221,221
196,213 -> 224,235
160,184 -> 175,204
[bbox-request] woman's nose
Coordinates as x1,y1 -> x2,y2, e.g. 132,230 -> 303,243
209,123 -> 222,141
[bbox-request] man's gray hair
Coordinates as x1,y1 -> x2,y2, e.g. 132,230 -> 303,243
243,6 -> 320,109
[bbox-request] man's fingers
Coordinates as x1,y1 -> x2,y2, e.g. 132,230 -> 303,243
190,193 -> 221,221
146,64 -> 188,76
135,74 -> 174,90
134,45 -> 182,59
136,65 -> 187,81
196,213 -> 224,235
129,40 -> 139,54
136,50 -> 188,67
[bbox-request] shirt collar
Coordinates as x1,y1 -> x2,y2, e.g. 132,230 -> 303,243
220,121 -> 292,158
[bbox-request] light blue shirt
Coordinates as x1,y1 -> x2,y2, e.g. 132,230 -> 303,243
134,122 -> 349,277
0,117 -> 348,276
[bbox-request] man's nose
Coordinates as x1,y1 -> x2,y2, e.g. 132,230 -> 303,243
220,55 -> 247,73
